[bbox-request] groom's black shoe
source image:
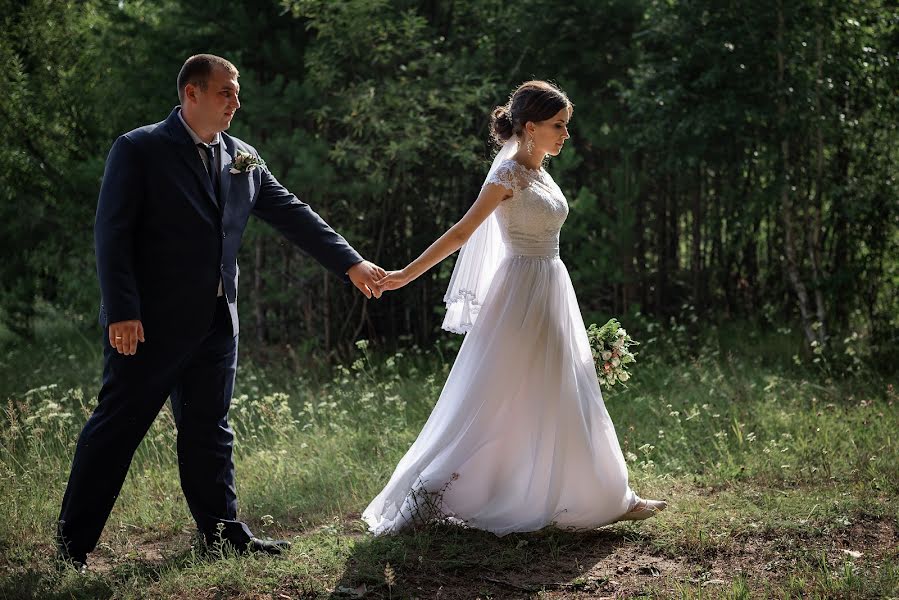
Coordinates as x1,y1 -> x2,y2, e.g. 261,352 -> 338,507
245,537 -> 291,556
55,528 -> 88,574
197,534 -> 291,557
55,522 -> 88,573
55,546 -> 88,574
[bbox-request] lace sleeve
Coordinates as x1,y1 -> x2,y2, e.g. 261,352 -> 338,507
484,160 -> 517,192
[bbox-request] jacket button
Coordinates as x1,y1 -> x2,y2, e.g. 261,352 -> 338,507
222,231 -> 227,238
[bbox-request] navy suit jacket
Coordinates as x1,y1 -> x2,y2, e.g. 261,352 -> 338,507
95,107 -> 362,341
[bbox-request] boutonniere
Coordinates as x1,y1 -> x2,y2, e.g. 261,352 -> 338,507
230,150 -> 266,174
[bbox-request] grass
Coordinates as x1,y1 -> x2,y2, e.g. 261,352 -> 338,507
0,309 -> 897,599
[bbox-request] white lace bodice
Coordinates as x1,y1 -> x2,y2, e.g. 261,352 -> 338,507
485,159 -> 569,256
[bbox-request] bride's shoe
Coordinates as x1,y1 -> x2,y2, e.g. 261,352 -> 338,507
618,497 -> 668,521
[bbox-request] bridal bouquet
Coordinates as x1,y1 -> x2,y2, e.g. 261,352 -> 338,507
587,318 -> 639,388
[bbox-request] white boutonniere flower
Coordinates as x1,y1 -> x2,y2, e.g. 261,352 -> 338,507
230,150 -> 266,174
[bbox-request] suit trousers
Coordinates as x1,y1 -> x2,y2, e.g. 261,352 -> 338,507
58,296 -> 252,558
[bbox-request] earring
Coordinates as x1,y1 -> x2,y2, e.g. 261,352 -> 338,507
526,136 -> 534,155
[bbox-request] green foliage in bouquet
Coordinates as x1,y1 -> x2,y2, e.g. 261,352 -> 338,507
587,318 -> 639,388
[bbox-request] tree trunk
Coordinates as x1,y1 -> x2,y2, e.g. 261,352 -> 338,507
621,154 -> 637,314
254,236 -> 266,343
691,164 -> 703,313
710,176 -> 722,310
808,24 -> 828,343
654,175 -> 669,314
667,175 -> 679,293
636,155 -> 649,312
282,243 -> 291,340
777,0 -> 817,346
830,135 -> 851,329
323,270 -> 331,353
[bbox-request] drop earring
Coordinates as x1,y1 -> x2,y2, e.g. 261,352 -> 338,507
526,135 -> 534,155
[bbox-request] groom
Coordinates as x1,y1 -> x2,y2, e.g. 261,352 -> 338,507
56,54 -> 385,568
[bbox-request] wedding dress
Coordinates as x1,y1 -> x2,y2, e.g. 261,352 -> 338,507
362,156 -> 636,536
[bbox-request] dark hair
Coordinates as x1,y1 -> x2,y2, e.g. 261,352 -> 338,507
491,80 -> 572,145
177,54 -> 239,103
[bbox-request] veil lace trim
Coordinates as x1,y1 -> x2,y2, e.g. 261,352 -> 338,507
441,138 -> 519,334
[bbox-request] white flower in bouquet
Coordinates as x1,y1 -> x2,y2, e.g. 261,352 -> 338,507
586,318 -> 640,390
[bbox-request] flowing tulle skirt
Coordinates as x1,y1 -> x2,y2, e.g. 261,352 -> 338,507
362,254 -> 635,536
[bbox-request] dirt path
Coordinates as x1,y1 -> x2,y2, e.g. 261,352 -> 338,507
39,512 -> 898,599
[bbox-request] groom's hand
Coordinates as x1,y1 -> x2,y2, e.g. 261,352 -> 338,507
108,320 -> 145,356
347,261 -> 387,299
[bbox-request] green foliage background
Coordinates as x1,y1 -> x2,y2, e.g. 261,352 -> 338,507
1,0 -> 896,363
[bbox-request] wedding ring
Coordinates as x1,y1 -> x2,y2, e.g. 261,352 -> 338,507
115,336 -> 123,340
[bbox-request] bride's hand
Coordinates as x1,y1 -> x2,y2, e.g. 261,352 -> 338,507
376,270 -> 412,292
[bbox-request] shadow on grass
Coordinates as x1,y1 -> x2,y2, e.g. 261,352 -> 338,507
0,549 -> 197,600
330,522 -> 635,599
0,571 -> 113,600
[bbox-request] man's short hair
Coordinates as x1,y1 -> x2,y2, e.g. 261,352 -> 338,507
177,54 -> 239,103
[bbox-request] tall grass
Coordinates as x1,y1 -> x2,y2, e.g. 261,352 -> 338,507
0,310 -> 896,598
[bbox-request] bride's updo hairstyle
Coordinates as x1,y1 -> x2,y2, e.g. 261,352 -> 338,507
491,80 -> 572,146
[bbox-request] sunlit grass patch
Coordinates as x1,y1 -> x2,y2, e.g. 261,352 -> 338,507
0,320 -> 896,598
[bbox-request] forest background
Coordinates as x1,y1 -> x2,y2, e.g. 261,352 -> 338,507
1,1 -> 897,598
2,0 -> 896,361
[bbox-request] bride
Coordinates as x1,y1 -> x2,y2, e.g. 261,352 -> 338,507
363,81 -> 667,536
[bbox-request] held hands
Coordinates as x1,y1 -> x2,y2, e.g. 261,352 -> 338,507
348,260 -> 411,297
347,260 -> 388,299
375,269 -> 412,292
108,320 -> 145,355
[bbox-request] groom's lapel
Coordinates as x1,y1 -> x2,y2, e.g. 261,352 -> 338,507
162,108 -> 218,212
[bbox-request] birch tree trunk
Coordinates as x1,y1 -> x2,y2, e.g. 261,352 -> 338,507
777,0 -> 819,346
